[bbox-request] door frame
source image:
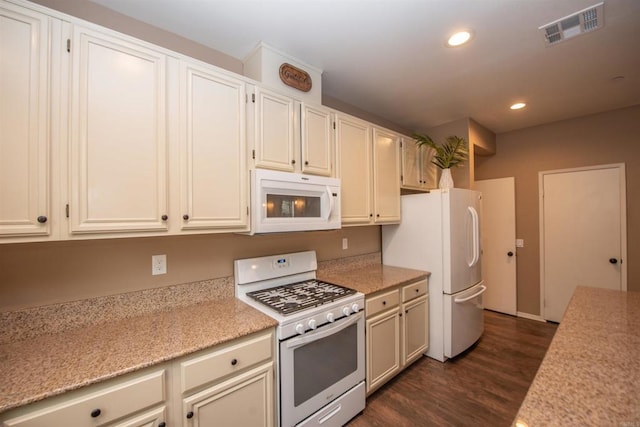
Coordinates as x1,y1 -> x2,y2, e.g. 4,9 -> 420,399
539,163 -> 627,319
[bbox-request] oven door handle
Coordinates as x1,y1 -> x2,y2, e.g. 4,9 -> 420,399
285,312 -> 363,349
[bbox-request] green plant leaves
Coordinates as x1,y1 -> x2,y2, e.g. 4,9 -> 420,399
412,133 -> 468,169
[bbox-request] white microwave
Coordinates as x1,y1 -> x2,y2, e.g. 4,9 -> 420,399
250,169 -> 341,234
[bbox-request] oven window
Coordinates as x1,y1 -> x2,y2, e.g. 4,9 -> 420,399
266,194 -> 321,218
293,323 -> 358,406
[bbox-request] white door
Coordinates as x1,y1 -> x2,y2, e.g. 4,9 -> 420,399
475,177 -> 517,315
540,164 -> 626,322
444,189 -> 482,294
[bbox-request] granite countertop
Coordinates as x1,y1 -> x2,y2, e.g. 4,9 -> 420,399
318,264 -> 429,296
0,297 -> 277,414
514,286 -> 640,426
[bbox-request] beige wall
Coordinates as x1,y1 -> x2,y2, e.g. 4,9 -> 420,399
0,227 -> 381,311
475,105 -> 640,315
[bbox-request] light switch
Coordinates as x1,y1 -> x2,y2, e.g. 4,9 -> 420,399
516,239 -> 524,248
342,238 -> 348,250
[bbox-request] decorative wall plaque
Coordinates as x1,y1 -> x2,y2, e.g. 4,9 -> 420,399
279,63 -> 312,92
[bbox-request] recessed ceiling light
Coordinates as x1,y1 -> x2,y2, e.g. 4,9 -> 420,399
510,102 -> 527,110
447,30 -> 473,47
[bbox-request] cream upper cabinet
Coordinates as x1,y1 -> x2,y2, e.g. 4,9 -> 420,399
250,86 -> 333,176
178,61 -> 248,232
401,135 -> 437,190
68,25 -> 170,235
0,4 -> 52,239
251,86 -> 297,172
300,103 -> 333,176
372,127 -> 401,224
335,113 -> 373,224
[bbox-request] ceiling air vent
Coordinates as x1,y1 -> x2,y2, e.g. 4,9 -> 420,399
539,2 -> 604,46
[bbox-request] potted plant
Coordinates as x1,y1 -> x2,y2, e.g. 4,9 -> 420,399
413,133 -> 468,189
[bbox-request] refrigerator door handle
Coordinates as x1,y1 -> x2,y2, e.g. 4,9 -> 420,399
454,285 -> 487,303
468,206 -> 480,267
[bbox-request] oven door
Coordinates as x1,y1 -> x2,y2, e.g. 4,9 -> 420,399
279,312 -> 365,427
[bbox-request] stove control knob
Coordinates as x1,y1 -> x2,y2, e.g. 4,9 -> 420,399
295,323 -> 305,335
351,303 -> 360,313
342,306 -> 351,317
326,312 -> 335,323
308,319 -> 317,330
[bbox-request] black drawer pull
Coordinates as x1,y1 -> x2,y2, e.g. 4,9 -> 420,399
186,411 -> 194,419
382,301 -> 386,305
231,358 -> 238,366
90,409 -> 101,418
37,215 -> 47,223
158,423 -> 166,427
161,214 -> 168,221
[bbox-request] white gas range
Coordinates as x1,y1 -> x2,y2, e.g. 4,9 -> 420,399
234,251 -> 365,427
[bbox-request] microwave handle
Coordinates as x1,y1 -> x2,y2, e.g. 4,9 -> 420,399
325,186 -> 334,221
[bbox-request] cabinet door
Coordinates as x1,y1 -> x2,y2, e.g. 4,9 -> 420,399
300,103 -> 332,177
69,26 -> 169,234
420,145 -> 438,189
335,114 -> 372,224
179,62 -> 247,231
182,362 -> 273,427
372,128 -> 401,224
112,406 -> 167,427
0,4 -> 50,237
400,136 -> 421,189
402,295 -> 429,366
366,309 -> 400,394
253,87 -> 296,172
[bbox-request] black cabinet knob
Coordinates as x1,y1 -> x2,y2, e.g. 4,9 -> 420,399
158,423 -> 166,427
37,215 -> 47,223
304,161 -> 309,165
186,411 -> 194,419
231,358 -> 238,366
369,213 -> 373,218
507,251 -> 514,257
161,215 -> 168,221
376,214 -> 380,217
183,214 -> 189,220
291,159 -> 296,164
382,301 -> 386,305
90,409 -> 101,418
609,258 -> 618,264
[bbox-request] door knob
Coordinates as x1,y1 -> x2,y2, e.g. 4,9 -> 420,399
609,258 -> 618,264
507,251 -> 514,257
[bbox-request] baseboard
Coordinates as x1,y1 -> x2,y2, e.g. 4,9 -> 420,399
517,311 -> 546,322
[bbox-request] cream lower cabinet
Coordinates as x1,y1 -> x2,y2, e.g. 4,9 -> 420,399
1,368 -> 168,427
336,113 -> 401,226
400,135 -> 438,191
365,279 -> 429,395
0,2 -> 54,241
1,329 -> 276,427
177,328 -> 275,427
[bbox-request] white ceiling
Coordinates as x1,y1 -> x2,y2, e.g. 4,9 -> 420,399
89,0 -> 640,134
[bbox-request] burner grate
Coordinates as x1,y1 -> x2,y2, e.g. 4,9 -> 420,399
247,280 -> 356,315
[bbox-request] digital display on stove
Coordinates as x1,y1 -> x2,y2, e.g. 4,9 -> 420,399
273,257 -> 290,269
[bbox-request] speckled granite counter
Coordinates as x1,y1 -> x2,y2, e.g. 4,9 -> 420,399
0,297 -> 276,414
318,263 -> 429,295
514,287 -> 640,426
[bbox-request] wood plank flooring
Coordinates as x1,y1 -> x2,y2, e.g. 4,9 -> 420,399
347,310 -> 558,427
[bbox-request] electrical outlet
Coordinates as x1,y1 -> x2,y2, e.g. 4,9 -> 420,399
516,239 -> 524,248
342,238 -> 348,250
152,254 -> 167,275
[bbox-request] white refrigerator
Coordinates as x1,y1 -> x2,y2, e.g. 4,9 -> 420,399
382,189 -> 485,362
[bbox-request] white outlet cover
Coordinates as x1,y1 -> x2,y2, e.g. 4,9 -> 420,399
342,238 -> 348,250
516,239 -> 524,248
152,254 -> 167,275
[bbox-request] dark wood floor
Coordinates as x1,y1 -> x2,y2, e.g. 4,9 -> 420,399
347,310 -> 558,427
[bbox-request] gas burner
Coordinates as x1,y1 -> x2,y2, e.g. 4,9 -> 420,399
247,280 -> 356,315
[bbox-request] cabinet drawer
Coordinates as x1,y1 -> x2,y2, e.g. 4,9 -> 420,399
180,329 -> 273,393
402,279 -> 428,302
365,289 -> 399,317
3,370 -> 165,427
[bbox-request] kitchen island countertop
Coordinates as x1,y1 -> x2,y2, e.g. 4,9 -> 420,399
514,286 -> 640,426
318,263 -> 429,296
0,297 -> 277,414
